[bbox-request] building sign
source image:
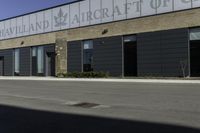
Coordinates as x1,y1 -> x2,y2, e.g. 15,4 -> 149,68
0,0 -> 199,40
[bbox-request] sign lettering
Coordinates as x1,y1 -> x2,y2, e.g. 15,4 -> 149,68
0,0 -> 199,40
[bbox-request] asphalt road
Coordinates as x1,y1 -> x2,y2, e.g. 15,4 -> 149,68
0,80 -> 200,133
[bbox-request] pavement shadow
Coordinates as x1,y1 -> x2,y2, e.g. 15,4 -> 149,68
0,104 -> 199,133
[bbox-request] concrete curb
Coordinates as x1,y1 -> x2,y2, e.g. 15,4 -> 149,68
0,76 -> 200,84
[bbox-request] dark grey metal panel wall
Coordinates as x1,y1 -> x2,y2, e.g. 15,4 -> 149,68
67,41 -> 82,72
137,32 -> 162,76
44,44 -> 55,53
161,29 -> 189,77
0,49 -> 13,76
137,28 -> 189,77
19,47 -> 31,76
0,58 -> 3,76
93,36 -> 122,76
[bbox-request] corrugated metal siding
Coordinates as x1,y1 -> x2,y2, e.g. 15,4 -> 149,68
93,36 -> 122,76
137,28 -> 189,77
19,47 -> 31,76
0,44 -> 56,77
67,41 -> 82,72
44,44 -> 55,53
161,29 -> 189,77
0,49 -> 14,76
0,58 -> 3,76
137,32 -> 162,76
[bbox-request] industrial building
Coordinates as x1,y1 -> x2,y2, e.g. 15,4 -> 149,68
0,0 -> 200,77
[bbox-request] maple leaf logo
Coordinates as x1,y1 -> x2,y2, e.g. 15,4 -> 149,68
54,8 -> 68,27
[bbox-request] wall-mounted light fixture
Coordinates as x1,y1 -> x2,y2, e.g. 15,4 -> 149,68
102,29 -> 108,35
20,41 -> 24,45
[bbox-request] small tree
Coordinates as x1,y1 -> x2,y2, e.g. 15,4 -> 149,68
180,60 -> 188,78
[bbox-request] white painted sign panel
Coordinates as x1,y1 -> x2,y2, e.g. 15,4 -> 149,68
0,0 -> 200,40
174,0 -> 192,11
10,18 -> 16,38
70,3 -> 80,28
114,0 -> 126,21
141,0 -> 156,16
0,22 -> 4,40
29,14 -> 37,35
80,0 -> 90,26
23,15 -> 30,36
44,9 -> 52,32
16,17 -> 23,37
53,7 -> 62,31
91,0 -> 102,24
192,0 -> 200,7
157,0 -> 173,14
102,0 -> 113,23
126,0 -> 141,19
61,5 -> 70,30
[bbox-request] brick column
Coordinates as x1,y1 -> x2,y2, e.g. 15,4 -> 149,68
55,39 -> 67,76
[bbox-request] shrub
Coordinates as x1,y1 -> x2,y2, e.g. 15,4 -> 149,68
57,71 -> 109,78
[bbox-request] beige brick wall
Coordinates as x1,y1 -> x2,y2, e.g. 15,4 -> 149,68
0,33 -> 56,50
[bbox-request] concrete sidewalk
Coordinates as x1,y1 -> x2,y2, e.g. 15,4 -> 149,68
0,76 -> 200,84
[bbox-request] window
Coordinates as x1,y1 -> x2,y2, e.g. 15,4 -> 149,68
83,40 -> 93,50
124,35 -> 137,43
190,28 -> 200,41
14,49 -> 20,74
37,46 -> 44,74
32,47 -> 37,57
83,40 -> 93,72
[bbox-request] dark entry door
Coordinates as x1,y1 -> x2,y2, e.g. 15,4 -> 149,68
46,52 -> 55,76
32,56 -> 37,76
124,36 -> 137,77
190,40 -> 200,77
0,57 -> 4,76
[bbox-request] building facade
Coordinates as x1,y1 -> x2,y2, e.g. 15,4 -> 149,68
0,0 -> 200,77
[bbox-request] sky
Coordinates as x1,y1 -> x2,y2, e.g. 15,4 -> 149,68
0,0 -> 76,20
